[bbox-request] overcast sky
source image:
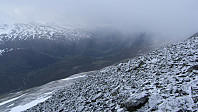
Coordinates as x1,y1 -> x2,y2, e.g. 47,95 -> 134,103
0,0 -> 198,42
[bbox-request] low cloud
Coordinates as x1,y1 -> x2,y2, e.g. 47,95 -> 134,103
0,0 -> 198,43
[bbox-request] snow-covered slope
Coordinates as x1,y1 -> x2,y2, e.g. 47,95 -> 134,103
0,23 -> 92,44
24,35 -> 197,111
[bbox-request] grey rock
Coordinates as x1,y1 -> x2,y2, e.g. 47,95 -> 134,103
123,93 -> 149,111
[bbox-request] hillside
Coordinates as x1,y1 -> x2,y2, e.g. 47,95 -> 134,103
23,35 -> 198,111
0,23 -> 153,95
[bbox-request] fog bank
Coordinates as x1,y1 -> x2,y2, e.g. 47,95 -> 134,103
0,0 -> 198,43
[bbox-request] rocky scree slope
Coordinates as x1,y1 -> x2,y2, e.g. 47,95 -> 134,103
25,35 -> 198,111
26,36 -> 198,111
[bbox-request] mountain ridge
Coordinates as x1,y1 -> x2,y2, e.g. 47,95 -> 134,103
0,23 -> 92,43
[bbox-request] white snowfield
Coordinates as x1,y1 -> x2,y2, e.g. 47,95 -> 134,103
24,36 -> 198,112
0,73 -> 88,112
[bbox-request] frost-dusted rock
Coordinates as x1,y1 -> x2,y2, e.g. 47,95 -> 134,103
91,92 -> 103,102
123,92 -> 149,111
111,86 -> 120,96
188,65 -> 198,71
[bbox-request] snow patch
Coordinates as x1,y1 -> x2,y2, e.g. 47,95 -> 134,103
7,103 -> 14,108
0,49 -> 5,55
61,75 -> 86,81
10,96 -> 51,112
0,48 -> 14,56
44,91 -> 54,95
0,94 -> 25,106
0,24 -> 13,34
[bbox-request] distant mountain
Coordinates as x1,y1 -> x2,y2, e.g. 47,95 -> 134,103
0,23 -> 153,95
0,23 -> 91,42
0,32 -> 197,112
